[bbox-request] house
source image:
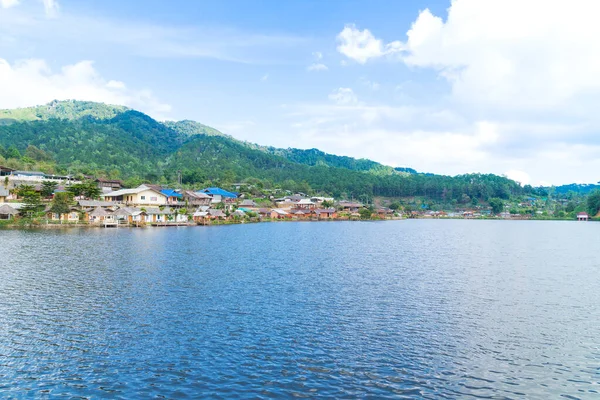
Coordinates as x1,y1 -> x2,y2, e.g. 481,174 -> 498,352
294,199 -> 316,210
338,201 -> 363,213
257,208 -> 273,219
271,208 -> 291,219
198,187 -> 238,204
161,189 -> 183,205
181,190 -> 212,207
208,209 -> 227,220
0,204 -> 18,220
101,185 -> 168,206
89,207 -> 114,223
0,166 -> 15,177
577,212 -> 589,221
0,186 -> 8,203
314,208 -> 337,219
45,207 -> 80,223
143,207 -> 174,223
290,209 -> 309,219
238,199 -> 258,209
374,207 -> 393,219
95,178 -> 123,191
192,206 -> 210,222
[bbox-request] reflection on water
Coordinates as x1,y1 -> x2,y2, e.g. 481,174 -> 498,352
1,220 -> 599,398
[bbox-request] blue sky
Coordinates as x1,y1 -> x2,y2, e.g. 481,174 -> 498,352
1,0 -> 599,185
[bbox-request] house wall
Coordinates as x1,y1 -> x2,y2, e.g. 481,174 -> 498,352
130,190 -> 167,206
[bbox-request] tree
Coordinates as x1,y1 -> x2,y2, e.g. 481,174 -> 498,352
83,181 -> 102,199
321,200 -> 334,208
5,145 -> 21,160
389,201 -> 401,211
50,192 -> 73,219
41,181 -> 58,198
587,190 -> 600,217
488,198 -> 504,214
359,208 -> 372,220
20,191 -> 43,219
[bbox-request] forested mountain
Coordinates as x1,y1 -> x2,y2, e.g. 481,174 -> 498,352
0,100 -> 531,201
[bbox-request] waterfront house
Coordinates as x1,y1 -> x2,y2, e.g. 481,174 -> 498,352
198,187 -> 238,204
271,208 -> 291,219
208,209 -> 227,220
102,185 -> 168,206
257,208 -> 272,219
192,206 -> 210,222
89,207 -> 114,223
577,212 -> 589,221
314,208 -> 337,219
0,204 -> 18,220
0,186 -> 8,203
45,206 -> 80,223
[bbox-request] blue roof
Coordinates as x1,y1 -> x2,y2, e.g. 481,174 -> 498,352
199,187 -> 238,198
160,189 -> 182,198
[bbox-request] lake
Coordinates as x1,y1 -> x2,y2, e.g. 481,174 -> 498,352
1,220 -> 599,398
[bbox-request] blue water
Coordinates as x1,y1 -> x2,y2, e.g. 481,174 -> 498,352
1,220 -> 600,398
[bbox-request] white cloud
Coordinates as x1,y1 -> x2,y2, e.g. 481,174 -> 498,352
359,77 -> 380,90
0,0 -> 57,16
41,0 -> 58,17
336,24 -> 403,64
505,170 -> 530,186
260,73 -> 269,81
312,51 -> 322,60
328,88 -> 358,105
0,0 -> 19,8
0,58 -> 171,119
307,63 -> 328,72
398,0 -> 600,112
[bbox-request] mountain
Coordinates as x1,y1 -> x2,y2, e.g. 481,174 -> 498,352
0,100 -> 529,201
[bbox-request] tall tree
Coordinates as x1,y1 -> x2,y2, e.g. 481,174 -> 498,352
20,191 -> 43,219
41,181 -> 58,198
50,192 -> 73,218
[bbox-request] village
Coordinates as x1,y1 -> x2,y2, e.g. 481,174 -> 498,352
0,168 -> 400,226
0,167 -> 594,225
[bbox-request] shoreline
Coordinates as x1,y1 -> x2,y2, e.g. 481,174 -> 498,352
0,216 -> 590,230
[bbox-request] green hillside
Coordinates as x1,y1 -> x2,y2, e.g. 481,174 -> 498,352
0,100 -> 531,201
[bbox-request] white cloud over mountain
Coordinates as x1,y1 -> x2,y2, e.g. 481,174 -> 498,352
326,0 -> 600,184
0,58 -> 171,118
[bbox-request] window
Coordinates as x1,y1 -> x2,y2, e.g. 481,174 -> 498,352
140,196 -> 146,200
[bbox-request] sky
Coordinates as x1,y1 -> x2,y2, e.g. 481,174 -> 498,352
1,0 -> 599,186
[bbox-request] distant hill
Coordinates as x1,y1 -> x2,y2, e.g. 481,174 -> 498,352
0,100 -> 529,201
552,183 -> 600,195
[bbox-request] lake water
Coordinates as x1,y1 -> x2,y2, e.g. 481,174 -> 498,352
1,220 -> 600,398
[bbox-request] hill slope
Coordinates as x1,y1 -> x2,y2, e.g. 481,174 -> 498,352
0,100 -> 529,201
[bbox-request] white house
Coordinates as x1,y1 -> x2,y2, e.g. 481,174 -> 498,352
101,185 -> 168,206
